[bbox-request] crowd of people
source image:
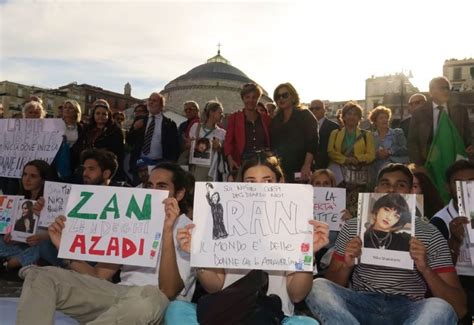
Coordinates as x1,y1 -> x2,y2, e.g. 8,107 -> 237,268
0,75 -> 473,324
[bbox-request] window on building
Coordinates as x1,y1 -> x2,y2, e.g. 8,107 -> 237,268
17,88 -> 23,97
470,67 -> 474,78
453,67 -> 462,80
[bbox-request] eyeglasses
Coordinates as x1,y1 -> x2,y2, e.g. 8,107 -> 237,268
408,100 -> 424,106
310,106 -> 323,111
275,92 -> 290,101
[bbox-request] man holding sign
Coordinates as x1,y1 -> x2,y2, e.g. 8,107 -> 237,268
306,163 -> 466,324
16,161 -> 192,325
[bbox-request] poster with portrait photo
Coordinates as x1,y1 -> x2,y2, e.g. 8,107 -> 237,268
358,192 -> 416,270
457,180 -> 474,244
11,199 -> 39,243
189,137 -> 212,167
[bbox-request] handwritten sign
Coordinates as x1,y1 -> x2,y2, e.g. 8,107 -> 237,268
11,199 -> 38,243
313,187 -> 346,231
358,193 -> 416,270
39,181 -> 72,228
457,181 -> 474,244
0,119 -> 65,178
58,185 -> 167,267
191,182 -> 314,272
0,195 -> 23,234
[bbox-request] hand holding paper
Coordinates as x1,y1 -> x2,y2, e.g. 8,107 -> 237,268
309,220 -> 329,253
177,224 -> 195,254
48,215 -> 66,250
449,217 -> 469,243
26,234 -> 42,247
163,198 -> 180,232
33,197 -> 45,216
409,237 -> 429,274
344,237 -> 362,267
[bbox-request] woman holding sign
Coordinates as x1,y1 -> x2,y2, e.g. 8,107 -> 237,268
0,160 -> 56,271
165,152 -> 329,324
188,101 -> 227,182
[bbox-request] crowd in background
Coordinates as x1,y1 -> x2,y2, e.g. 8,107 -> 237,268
1,76 -> 474,324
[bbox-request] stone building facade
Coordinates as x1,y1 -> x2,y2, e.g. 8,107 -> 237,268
161,51 -> 271,118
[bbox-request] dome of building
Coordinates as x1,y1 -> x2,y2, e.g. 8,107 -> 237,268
161,51 -> 271,117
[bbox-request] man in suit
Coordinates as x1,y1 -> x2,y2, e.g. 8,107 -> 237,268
127,92 -> 179,183
310,100 -> 339,169
399,93 -> 427,138
408,77 -> 473,166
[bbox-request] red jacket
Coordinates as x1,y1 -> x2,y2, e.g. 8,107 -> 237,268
224,110 -> 271,166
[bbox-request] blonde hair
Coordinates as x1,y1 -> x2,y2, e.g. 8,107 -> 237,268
22,101 -> 45,118
310,169 -> 336,187
63,99 -> 82,123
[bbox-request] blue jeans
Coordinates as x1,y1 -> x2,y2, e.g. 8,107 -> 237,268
305,278 -> 457,325
164,300 -> 319,325
0,236 -> 39,266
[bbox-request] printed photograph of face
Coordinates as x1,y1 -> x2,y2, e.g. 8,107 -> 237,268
193,138 -> 211,160
363,193 -> 412,252
13,200 -> 37,234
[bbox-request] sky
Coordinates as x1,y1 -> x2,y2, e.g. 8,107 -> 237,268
1,0 -> 473,103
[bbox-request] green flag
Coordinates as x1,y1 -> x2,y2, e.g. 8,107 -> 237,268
425,111 -> 467,203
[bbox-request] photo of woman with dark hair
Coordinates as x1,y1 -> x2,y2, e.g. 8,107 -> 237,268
14,200 -> 37,234
363,193 -> 411,251
205,182 -> 228,240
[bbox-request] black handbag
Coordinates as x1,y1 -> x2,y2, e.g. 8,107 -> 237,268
196,269 -> 284,325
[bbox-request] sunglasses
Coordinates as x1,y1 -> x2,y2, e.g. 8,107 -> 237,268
275,92 -> 290,101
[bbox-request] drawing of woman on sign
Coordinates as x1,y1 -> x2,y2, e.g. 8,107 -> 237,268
363,193 -> 411,251
206,182 -> 228,240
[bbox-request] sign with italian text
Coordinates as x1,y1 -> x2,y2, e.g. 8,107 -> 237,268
58,185 -> 167,267
313,187 -> 346,231
191,182 -> 314,272
39,181 -> 72,228
0,119 -> 65,178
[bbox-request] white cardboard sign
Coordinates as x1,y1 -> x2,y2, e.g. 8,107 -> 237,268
0,119 -> 65,178
39,181 -> 72,228
313,187 -> 346,231
58,185 -> 167,267
191,182 -> 314,272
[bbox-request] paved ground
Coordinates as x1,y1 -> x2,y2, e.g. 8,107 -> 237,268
0,271 -> 23,297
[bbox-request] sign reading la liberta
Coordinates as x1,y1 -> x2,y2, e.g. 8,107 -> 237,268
191,182 -> 314,272
58,185 -> 167,267
0,119 -> 65,178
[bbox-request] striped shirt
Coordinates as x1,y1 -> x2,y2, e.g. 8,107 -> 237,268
333,218 -> 454,300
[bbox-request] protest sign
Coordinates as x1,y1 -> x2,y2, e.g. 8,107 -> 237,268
11,199 -> 38,243
457,181 -> 474,244
0,195 -> 23,234
189,138 -> 212,166
58,185 -> 167,267
358,192 -> 416,270
39,181 -> 72,228
191,182 -> 314,272
313,187 -> 346,231
0,119 -> 65,178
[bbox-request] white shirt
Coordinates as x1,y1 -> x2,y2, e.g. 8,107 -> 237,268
223,269 -> 294,316
119,214 -> 195,299
142,113 -> 163,160
317,117 -> 326,131
432,102 -> 446,135
189,123 -> 226,180
433,200 -> 474,276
